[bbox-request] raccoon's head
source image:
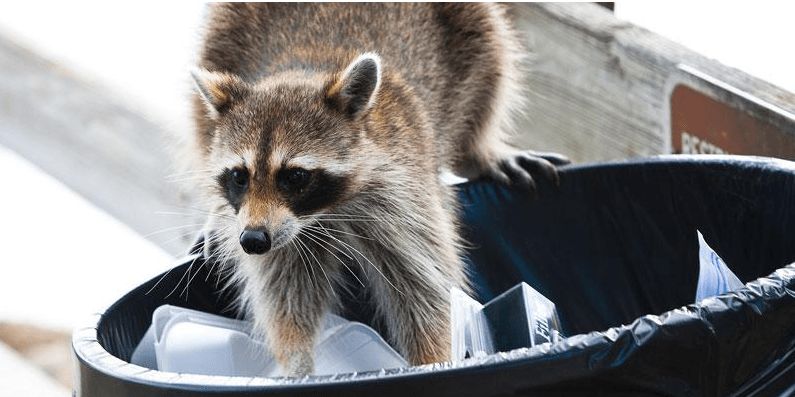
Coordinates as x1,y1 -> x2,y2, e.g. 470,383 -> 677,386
191,53 -> 381,256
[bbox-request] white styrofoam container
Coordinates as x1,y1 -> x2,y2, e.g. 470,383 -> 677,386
131,305 -> 407,377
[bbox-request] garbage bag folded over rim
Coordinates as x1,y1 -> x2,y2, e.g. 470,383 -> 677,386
73,260 -> 795,387
73,156 -> 795,396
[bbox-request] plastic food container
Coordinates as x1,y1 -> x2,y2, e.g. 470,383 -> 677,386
129,305 -> 406,377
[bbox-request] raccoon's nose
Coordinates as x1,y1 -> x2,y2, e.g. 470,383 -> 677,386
239,228 -> 271,255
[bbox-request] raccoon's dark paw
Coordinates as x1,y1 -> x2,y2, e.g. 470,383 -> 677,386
487,150 -> 570,197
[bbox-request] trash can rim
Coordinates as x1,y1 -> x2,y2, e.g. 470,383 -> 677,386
73,257 -> 795,391
72,303 -> 565,391
561,154 -> 795,173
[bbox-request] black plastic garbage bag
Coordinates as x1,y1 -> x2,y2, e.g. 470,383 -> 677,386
73,155 -> 795,396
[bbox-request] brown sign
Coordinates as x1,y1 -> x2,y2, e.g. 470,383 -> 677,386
671,84 -> 795,160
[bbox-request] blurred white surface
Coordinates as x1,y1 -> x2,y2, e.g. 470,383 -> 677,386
616,1 -> 795,94
0,1 -> 206,128
0,146 -> 173,330
0,341 -> 69,397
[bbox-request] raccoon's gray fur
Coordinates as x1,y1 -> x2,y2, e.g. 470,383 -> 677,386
187,3 -> 567,376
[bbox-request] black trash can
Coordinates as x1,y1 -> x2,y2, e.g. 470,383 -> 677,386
73,155 -> 795,396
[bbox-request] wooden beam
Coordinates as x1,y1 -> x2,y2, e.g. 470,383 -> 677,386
508,3 -> 795,162
0,34 -> 197,257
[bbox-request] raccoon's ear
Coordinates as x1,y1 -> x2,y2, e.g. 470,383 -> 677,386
326,53 -> 381,117
191,68 -> 246,118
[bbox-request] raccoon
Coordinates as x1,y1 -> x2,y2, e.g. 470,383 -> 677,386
187,3 -> 568,376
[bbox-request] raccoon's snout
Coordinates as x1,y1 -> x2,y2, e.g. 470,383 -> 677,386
240,228 -> 271,255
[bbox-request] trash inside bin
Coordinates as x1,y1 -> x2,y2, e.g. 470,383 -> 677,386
73,155 -> 795,396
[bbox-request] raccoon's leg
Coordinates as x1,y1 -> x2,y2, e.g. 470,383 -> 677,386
262,306 -> 318,376
353,204 -> 464,366
241,250 -> 334,376
367,251 -> 455,365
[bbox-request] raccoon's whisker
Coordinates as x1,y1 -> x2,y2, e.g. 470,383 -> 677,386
144,245 -> 202,298
162,255 -> 200,300
204,259 -> 218,284
301,226 -> 355,260
166,167 -> 217,174
200,228 -> 228,258
307,213 -> 385,222
294,234 -> 337,298
303,225 -> 365,274
310,213 -> 378,218
205,257 -> 227,290
315,223 -> 374,278
310,216 -> 382,223
201,230 -> 233,282
164,170 -> 215,178
155,209 -> 235,221
153,211 -> 197,217
211,242 -> 238,288
178,259 -> 199,299
144,267 -> 175,297
187,225 -> 235,293
165,203 -> 234,216
166,174 -> 215,181
164,168 -> 217,179
189,223 -> 233,295
141,223 -> 207,239
293,236 -> 321,291
301,228 -> 354,262
290,240 -> 317,290
303,224 -> 374,241
303,226 -> 369,283
145,226 -> 226,298
216,230 -> 237,257
300,229 -> 365,288
204,255 -> 223,285
167,175 -> 216,183
307,226 -> 403,296
148,226 -> 209,248
182,257 -> 209,298
311,215 -> 378,220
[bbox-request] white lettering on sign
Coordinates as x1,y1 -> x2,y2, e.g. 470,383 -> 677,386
681,131 -> 727,154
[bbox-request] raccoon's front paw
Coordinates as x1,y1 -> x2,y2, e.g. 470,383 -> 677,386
270,319 -> 318,376
486,150 -> 570,197
282,350 -> 314,377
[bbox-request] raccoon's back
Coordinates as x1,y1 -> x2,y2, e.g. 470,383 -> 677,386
200,3 -> 502,82
198,3 -> 522,152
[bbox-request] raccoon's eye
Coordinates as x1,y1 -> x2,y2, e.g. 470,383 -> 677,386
230,168 -> 249,188
278,168 -> 311,193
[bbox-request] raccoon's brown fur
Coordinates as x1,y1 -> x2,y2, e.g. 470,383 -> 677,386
187,3 -> 567,376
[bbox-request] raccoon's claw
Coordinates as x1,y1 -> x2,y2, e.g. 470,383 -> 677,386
490,150 -> 570,197
528,150 -> 571,167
